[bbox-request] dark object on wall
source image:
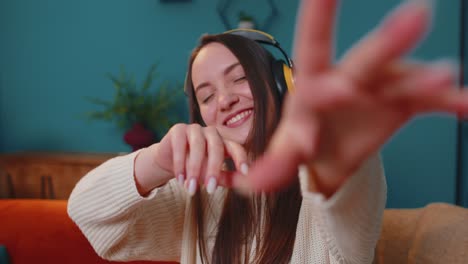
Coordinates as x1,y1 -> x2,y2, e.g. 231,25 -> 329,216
456,0 -> 468,207
217,0 -> 278,31
160,0 -> 191,2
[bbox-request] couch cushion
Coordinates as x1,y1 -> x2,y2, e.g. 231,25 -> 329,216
0,199 -> 177,264
408,203 -> 468,263
375,202 -> 468,264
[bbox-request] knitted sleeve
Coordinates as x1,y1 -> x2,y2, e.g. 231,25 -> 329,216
67,151 -> 186,262
300,154 -> 387,264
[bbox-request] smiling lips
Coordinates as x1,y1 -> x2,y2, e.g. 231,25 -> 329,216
225,109 -> 253,127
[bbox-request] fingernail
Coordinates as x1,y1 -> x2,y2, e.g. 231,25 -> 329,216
177,174 -> 185,186
240,163 -> 249,175
187,178 -> 197,196
206,177 -> 217,194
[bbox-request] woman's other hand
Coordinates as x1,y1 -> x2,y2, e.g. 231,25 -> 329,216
134,124 -> 247,196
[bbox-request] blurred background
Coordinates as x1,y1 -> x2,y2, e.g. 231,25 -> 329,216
0,0 -> 467,209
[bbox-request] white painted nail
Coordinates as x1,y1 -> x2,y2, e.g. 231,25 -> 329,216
187,179 -> 197,196
240,163 -> 249,175
206,177 -> 217,194
177,174 -> 185,186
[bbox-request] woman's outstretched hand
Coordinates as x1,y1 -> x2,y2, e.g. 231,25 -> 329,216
235,0 -> 468,197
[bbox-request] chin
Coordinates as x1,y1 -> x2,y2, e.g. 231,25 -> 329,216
219,130 -> 248,145
219,122 -> 252,145
228,134 -> 248,145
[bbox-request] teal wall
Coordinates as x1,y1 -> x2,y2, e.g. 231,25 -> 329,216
0,0 -> 463,208
0,0 -> 300,153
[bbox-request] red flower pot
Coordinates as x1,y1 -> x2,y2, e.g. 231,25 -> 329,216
123,123 -> 155,151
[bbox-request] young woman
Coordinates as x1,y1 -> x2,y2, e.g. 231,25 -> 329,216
68,1 -> 468,263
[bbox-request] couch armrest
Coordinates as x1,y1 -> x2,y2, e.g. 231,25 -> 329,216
375,202 -> 468,264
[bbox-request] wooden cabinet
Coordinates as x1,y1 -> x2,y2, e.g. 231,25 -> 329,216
0,152 -> 119,200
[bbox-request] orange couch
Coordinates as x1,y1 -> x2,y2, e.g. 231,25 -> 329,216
0,199 -> 467,264
0,199 -> 177,264
375,202 -> 468,264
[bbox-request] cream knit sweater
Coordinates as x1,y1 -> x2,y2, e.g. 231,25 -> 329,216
68,151 -> 386,264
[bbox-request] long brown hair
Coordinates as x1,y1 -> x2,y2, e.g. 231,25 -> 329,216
185,33 -> 302,264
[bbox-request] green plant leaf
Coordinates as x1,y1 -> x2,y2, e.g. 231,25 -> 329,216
106,73 -> 122,91
142,64 -> 158,92
84,96 -> 112,107
83,62 -> 187,134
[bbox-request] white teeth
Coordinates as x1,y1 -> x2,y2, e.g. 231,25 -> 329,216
226,110 -> 252,125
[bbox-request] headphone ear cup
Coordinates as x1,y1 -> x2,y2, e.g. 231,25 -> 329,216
282,63 -> 294,93
272,60 -> 288,99
272,60 -> 294,100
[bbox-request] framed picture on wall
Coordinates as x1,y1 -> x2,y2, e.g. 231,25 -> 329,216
160,0 -> 191,2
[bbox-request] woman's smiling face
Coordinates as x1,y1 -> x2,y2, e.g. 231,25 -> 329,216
191,42 -> 254,144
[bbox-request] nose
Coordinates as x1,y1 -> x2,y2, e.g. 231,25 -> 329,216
219,91 -> 239,112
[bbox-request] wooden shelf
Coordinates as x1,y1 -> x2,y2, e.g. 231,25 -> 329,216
0,152 -> 121,200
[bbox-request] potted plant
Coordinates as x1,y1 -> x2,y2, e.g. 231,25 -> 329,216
84,64 -> 185,151
238,11 -> 255,29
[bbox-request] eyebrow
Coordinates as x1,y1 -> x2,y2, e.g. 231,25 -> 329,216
194,62 -> 241,93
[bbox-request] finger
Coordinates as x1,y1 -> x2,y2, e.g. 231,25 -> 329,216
339,0 -> 432,85
379,61 -> 429,81
170,124 -> 188,186
293,0 -> 338,75
380,61 -> 457,100
185,124 -> 206,196
234,149 -> 301,194
410,88 -> 468,115
223,139 -> 248,174
292,74 -> 357,112
234,115 -> 320,192
203,127 -> 225,194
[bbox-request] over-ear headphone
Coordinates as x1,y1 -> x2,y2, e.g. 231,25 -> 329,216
224,29 -> 295,99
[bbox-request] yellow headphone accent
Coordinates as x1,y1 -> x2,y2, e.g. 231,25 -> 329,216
283,64 -> 295,93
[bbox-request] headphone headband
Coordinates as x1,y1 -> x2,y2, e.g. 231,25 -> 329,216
224,29 -> 294,69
